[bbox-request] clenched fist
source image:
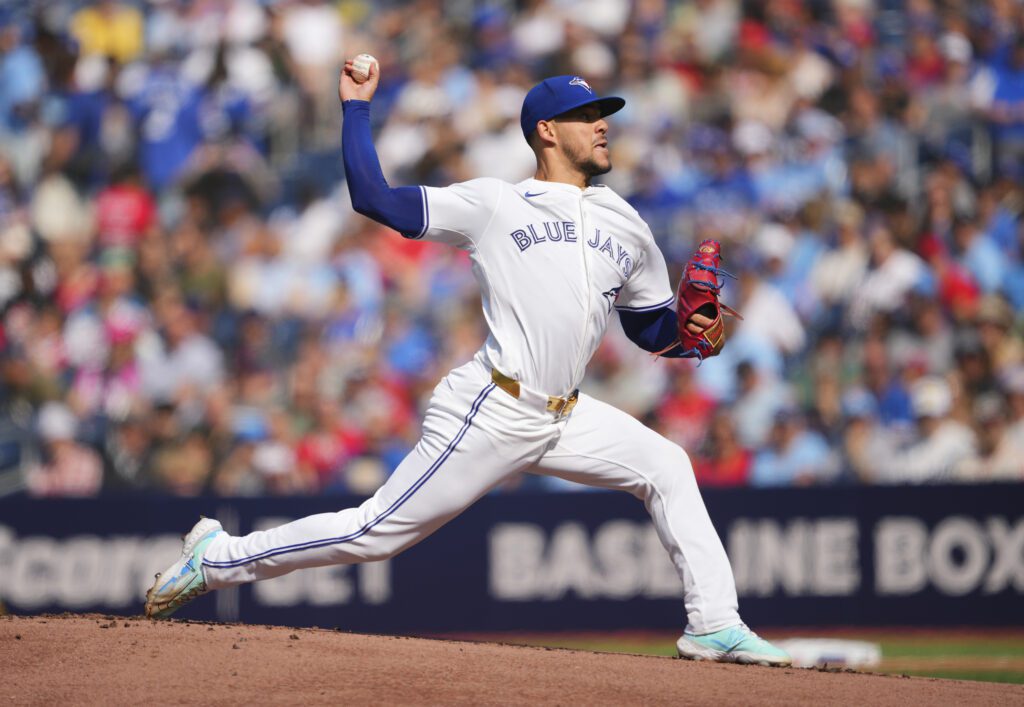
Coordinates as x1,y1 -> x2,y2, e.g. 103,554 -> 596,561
339,57 -> 380,103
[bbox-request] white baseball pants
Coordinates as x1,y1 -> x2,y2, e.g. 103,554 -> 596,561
202,355 -> 740,634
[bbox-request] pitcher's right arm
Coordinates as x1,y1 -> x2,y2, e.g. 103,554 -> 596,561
339,59 -> 425,238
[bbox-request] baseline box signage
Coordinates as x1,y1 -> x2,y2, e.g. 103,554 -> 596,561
0,485 -> 1021,631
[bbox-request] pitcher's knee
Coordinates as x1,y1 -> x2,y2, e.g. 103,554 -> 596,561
643,443 -> 695,493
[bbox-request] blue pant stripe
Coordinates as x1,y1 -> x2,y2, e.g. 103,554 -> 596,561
203,382 -> 496,569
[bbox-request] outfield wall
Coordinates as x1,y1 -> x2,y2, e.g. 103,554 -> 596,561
1,485 -> 1021,630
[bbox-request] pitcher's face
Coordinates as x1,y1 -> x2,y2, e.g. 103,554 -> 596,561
551,104 -> 612,178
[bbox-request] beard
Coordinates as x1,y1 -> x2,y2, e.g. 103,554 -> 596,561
560,140 -> 612,177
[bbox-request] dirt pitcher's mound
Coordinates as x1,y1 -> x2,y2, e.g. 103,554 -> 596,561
2,615 -> 1021,706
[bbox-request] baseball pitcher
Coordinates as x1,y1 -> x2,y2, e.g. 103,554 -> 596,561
145,58 -> 791,667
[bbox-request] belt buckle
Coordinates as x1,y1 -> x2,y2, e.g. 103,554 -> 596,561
547,390 -> 579,420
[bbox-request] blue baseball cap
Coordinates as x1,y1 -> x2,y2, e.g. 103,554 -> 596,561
520,75 -> 625,139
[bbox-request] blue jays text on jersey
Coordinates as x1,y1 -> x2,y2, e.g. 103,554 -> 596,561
509,222 -> 636,278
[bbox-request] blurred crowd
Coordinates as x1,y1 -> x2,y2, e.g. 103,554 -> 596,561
2,0 -> 1023,498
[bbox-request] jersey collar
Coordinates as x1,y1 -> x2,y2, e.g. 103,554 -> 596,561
520,178 -> 606,195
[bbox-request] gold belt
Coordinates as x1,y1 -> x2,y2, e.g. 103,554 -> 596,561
491,368 -> 579,419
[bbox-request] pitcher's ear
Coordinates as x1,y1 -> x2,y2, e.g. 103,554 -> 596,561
535,119 -> 557,146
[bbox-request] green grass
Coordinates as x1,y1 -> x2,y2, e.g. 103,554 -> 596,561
879,637 -> 1024,658
467,632 -> 1024,685
874,636 -> 1024,684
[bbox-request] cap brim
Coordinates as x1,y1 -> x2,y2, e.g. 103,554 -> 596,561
552,95 -> 626,121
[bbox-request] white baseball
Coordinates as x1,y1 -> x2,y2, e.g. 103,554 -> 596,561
351,53 -> 378,84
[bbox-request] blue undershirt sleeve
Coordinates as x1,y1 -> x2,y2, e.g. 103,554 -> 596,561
619,306 -> 688,358
341,100 -> 425,238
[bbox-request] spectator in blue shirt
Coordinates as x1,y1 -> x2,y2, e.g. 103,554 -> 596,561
0,20 -> 45,130
125,61 -> 204,190
955,216 -> 1007,294
751,409 -> 839,487
987,37 -> 1024,179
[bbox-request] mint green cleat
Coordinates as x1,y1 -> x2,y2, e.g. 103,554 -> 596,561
145,517 -> 223,619
676,624 -> 792,667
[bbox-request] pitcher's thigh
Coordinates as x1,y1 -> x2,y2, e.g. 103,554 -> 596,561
535,394 -> 695,498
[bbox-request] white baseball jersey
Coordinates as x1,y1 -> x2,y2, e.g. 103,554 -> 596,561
416,177 -> 675,396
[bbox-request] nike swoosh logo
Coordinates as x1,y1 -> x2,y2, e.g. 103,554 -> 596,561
524,191 -> 546,198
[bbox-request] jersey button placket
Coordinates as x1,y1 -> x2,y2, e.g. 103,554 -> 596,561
569,192 -> 592,396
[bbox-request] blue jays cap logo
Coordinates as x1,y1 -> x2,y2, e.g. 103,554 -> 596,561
569,76 -> 593,93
